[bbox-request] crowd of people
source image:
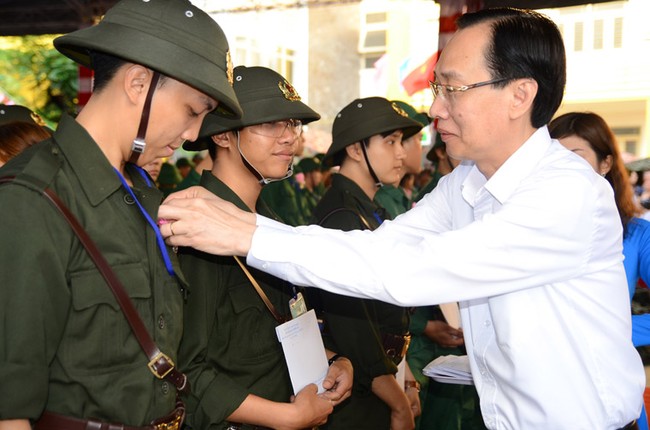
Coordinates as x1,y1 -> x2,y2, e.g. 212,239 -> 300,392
0,1 -> 649,430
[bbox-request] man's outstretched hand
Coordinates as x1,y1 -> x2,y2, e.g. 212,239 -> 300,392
158,186 -> 257,256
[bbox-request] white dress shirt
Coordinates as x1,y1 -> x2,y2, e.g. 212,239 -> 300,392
247,127 -> 645,429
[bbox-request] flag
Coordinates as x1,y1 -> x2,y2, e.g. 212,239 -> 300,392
77,65 -> 93,109
401,52 -> 438,96
400,0 -> 483,96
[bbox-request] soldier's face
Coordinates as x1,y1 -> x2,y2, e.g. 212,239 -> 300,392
139,78 -> 217,166
365,130 -> 406,186
237,121 -> 299,179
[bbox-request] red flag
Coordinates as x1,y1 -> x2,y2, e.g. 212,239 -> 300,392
401,51 -> 438,96
401,0 -> 483,96
77,65 -> 93,109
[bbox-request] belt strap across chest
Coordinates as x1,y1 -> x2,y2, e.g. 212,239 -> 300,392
0,176 -> 189,394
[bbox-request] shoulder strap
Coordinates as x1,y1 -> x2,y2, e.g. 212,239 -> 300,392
234,256 -> 287,324
317,207 -> 373,230
0,175 -> 190,395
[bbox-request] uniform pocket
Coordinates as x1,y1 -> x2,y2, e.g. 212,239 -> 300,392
61,262 -> 152,373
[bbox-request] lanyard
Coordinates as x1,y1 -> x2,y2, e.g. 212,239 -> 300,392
114,166 -> 176,277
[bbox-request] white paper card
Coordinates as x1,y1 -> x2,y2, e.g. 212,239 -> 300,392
275,309 -> 329,394
439,302 -> 461,329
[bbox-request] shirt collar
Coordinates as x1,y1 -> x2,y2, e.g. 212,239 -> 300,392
53,114 -> 124,207
199,170 -> 251,212
462,126 -> 552,206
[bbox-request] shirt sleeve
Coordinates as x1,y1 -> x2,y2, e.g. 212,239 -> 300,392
178,255 -> 250,427
247,165 -> 611,307
0,184 -> 71,419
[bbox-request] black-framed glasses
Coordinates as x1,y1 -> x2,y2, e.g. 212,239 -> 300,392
248,119 -> 303,138
429,78 -> 509,102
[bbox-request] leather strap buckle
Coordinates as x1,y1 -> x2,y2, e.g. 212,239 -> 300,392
152,412 -> 183,430
148,351 -> 175,379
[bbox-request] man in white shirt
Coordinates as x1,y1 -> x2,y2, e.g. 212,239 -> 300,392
158,8 -> 645,430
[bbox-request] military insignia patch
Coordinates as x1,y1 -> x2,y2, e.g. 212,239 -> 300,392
391,102 -> 408,118
226,50 -> 234,86
278,80 -> 301,101
30,112 -> 46,127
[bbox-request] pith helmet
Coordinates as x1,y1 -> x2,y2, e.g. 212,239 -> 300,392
297,156 -> 321,173
54,0 -> 241,119
185,65 -> 320,151
325,97 -> 423,164
391,100 -> 431,129
0,104 -> 47,127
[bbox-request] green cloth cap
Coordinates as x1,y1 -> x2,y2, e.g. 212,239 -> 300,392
185,65 -> 320,151
325,97 -> 423,165
391,100 -> 431,128
0,104 -> 46,126
626,157 -> 650,172
297,156 -> 321,173
54,0 -> 241,119
175,157 -> 194,169
426,133 -> 445,162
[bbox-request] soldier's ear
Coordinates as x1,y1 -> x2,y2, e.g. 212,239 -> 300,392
211,132 -> 231,149
124,64 -> 154,105
345,142 -> 364,162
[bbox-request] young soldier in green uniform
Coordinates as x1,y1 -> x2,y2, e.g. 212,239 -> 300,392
0,0 -> 241,429
296,155 -> 324,220
374,100 -> 430,218
307,97 -> 422,430
178,66 -> 353,430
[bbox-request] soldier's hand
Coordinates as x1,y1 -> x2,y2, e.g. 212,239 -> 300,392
320,355 -> 353,406
286,384 -> 333,430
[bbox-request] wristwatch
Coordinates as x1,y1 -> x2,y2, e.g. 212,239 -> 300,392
404,380 -> 421,392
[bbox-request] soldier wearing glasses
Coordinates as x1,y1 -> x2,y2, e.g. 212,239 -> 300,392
177,66 -> 353,430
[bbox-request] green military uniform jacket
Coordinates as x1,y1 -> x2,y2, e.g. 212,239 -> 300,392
374,184 -> 409,219
259,177 -> 307,226
178,172 -> 294,429
309,174 -> 409,430
175,167 -> 201,192
0,114 -> 186,424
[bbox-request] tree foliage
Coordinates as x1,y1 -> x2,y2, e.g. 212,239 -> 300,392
0,35 -> 79,127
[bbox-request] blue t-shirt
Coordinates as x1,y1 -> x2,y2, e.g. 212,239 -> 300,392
623,217 -> 650,346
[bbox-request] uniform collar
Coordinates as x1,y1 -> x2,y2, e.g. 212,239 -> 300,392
199,170 -> 251,213
53,114 -> 123,207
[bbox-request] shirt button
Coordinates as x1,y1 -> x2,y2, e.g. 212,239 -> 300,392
161,381 -> 170,395
483,320 -> 491,327
262,263 -> 269,269
124,194 -> 135,205
158,314 -> 165,329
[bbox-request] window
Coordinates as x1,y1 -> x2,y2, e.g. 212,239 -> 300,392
614,17 -> 623,48
574,21 -> 584,51
360,8 -> 387,70
593,19 -> 603,50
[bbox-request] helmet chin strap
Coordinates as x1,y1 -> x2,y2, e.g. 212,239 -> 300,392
129,71 -> 160,165
360,138 -> 383,188
235,130 -> 294,186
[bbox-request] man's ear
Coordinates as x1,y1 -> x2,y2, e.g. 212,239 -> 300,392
124,64 -> 154,105
345,142 -> 363,162
510,78 -> 538,121
211,132 -> 232,149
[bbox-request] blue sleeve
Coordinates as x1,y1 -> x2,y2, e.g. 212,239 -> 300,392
632,314 -> 650,347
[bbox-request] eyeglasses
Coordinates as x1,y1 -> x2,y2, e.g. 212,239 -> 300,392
429,78 -> 509,102
248,119 -> 303,138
